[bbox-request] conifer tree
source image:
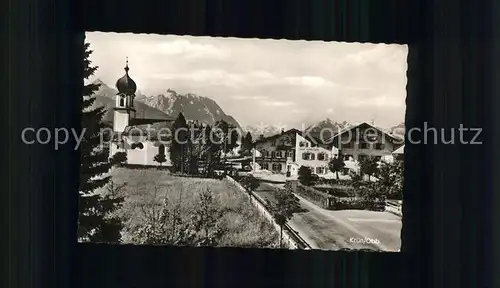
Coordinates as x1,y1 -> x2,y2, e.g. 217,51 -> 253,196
170,112 -> 189,173
329,151 -> 346,180
78,42 -> 124,243
244,132 -> 253,151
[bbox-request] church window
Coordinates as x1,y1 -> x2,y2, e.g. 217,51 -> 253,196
131,142 -> 144,149
159,144 -> 165,155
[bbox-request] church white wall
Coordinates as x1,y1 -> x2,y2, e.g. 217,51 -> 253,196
110,136 -> 172,167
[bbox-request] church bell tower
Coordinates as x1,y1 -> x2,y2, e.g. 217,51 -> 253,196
113,57 -> 137,132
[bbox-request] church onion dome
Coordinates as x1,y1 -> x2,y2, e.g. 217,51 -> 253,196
115,59 -> 137,95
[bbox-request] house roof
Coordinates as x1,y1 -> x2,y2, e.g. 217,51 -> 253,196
254,128 -> 301,143
253,128 -> 323,146
327,122 -> 403,144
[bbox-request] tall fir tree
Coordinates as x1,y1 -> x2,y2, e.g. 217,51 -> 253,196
244,132 -> 253,151
78,42 -> 124,243
200,124 -> 222,176
239,131 -> 254,155
170,112 -> 189,173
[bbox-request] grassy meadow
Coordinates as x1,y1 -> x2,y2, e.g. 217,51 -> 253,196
102,168 -> 281,248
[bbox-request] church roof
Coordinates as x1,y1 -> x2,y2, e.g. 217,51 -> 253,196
115,59 -> 137,95
111,126 -> 172,142
129,118 -> 175,126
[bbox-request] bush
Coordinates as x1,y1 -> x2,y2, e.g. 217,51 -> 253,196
238,174 -> 260,192
354,182 -> 387,211
376,160 -> 404,200
298,166 -> 314,186
110,151 -> 127,167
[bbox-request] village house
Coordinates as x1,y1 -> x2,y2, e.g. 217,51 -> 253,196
109,60 -> 175,167
253,129 -> 339,177
327,122 -> 404,162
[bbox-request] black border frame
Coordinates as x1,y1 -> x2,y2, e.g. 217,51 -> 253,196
4,0 -> 495,287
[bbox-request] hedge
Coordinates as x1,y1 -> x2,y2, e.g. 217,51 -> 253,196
316,178 -> 356,186
332,197 -> 385,211
313,185 -> 356,198
287,181 -> 385,211
286,181 -> 335,209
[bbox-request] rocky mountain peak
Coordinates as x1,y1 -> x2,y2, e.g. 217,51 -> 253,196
137,89 -> 241,131
92,78 -> 106,85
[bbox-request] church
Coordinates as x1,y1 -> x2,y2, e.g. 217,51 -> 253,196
109,60 -> 175,168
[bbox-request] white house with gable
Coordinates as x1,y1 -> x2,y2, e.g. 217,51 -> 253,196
286,133 -> 339,178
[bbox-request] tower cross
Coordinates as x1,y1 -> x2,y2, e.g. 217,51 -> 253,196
124,56 -> 129,73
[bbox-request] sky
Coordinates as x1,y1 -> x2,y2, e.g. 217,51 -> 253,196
86,32 -> 408,128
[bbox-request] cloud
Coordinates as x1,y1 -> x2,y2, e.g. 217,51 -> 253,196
233,95 -> 268,100
261,101 -> 296,107
345,95 -> 404,108
285,76 -> 331,87
141,39 -> 227,60
291,109 -> 308,114
149,69 -> 284,88
344,44 -> 408,73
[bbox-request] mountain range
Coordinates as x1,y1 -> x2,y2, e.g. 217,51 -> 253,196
90,79 -> 404,142
91,79 -> 241,130
305,118 -> 351,140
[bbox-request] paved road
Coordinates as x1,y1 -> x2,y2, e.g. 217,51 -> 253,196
253,182 -> 402,251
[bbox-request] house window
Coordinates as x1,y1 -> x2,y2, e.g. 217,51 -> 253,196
299,141 -> 308,147
276,151 -> 282,158
272,163 -> 282,172
359,142 -> 369,149
302,153 -> 310,160
119,96 -> 125,107
375,143 -> 384,150
287,151 -> 294,158
158,144 -> 165,155
271,151 -> 276,158
316,167 -> 325,174
310,153 -> 316,160
318,153 -> 329,161
260,149 -> 268,157
260,163 -> 269,170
